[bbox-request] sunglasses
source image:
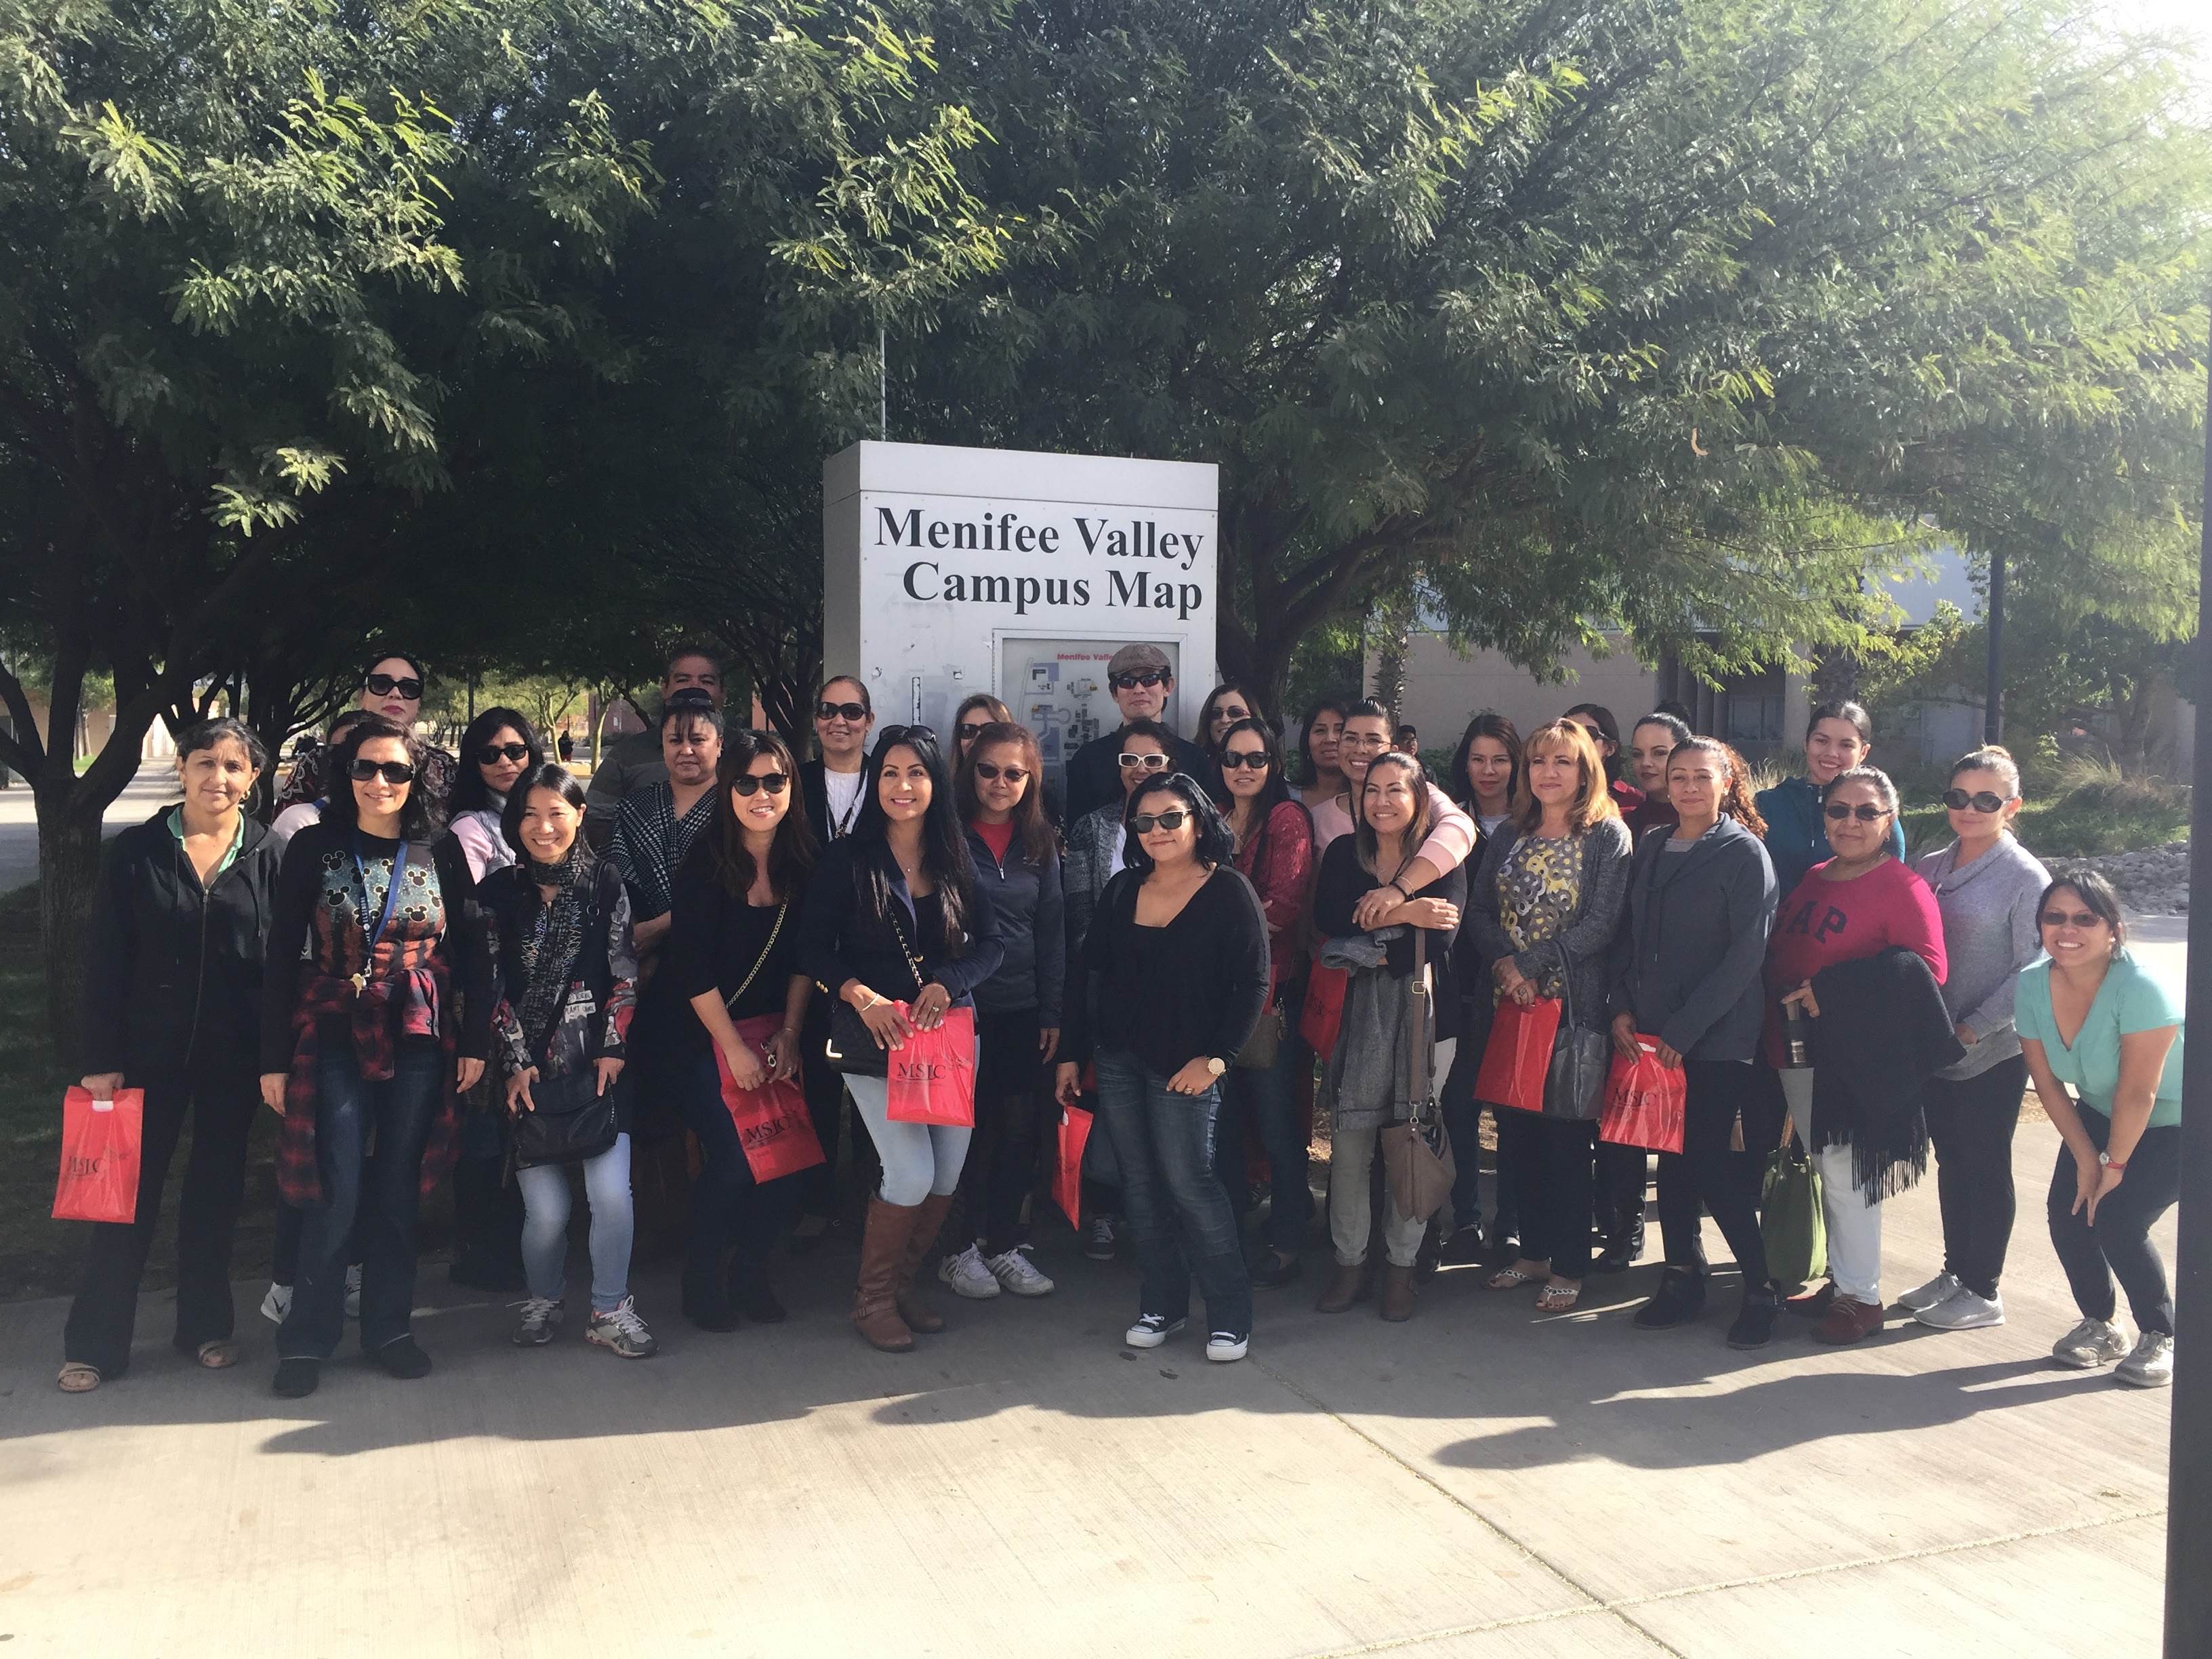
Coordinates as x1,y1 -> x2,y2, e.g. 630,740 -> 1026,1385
2041,909 -> 2104,929
817,701 -> 869,722
973,761 -> 1029,783
1111,671 -> 1167,691
1129,809 -> 1189,834
476,742 -> 531,765
364,674 -> 424,701
1118,752 -> 1170,771
1220,750 -> 1271,771
731,773 -> 790,797
1822,801 -> 1891,823
1942,789 -> 2010,814
956,722 -> 990,741
348,759 -> 416,785
1212,707 -> 1250,724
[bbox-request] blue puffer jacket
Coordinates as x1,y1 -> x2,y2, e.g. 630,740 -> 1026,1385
1755,773 -> 1906,899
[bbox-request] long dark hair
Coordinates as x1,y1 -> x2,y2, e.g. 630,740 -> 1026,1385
853,724 -> 974,954
956,721 -> 1056,868
1565,701 -> 1626,783
1666,737 -> 1767,838
1296,693 -> 1351,785
704,729 -> 817,901
1122,773 -> 1236,873
1195,681 -> 1265,751
450,708 -> 542,816
499,763 -> 590,860
1354,752 -> 1439,877
323,714 -> 433,840
1209,716 -> 1293,816
1446,711 -> 1522,811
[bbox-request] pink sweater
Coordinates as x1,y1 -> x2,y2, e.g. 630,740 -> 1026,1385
1309,782 -> 1476,874
1762,856 -> 1947,1067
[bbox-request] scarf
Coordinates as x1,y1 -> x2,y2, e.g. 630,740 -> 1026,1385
518,846 -> 591,1056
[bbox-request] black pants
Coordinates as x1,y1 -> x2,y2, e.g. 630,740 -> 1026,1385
2047,1112 -> 2181,1337
1656,1061 -> 1786,1286
795,999 -> 878,1221
1595,1142 -> 1649,1244
1504,1111 -> 1599,1279
63,1065 -> 258,1377
966,1009 -> 1047,1256
678,1050 -> 790,1294
1923,1055 -> 2026,1299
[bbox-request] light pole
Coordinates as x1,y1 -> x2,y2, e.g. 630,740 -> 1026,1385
1984,547 -> 2004,744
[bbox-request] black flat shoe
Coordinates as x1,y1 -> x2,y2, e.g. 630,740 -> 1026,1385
1250,1251 -> 1303,1289
1728,1283 -> 1782,1349
371,1336 -> 432,1380
729,1267 -> 788,1324
1633,1269 -> 1707,1330
1440,1225 -> 1488,1266
682,1282 -> 741,1333
1484,1231 -> 1523,1270
272,1357 -> 319,1399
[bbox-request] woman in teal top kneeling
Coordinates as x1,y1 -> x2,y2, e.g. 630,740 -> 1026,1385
2014,872 -> 2182,1389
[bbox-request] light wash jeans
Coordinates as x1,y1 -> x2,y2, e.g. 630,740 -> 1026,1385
1781,1068 -> 1883,1304
846,1071 -> 974,1206
516,1133 -> 634,1314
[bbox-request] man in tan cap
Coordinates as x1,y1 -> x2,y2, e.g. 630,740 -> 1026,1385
1062,642 -> 1211,823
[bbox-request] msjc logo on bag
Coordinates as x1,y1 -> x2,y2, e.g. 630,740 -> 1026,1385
54,1086 -> 144,1225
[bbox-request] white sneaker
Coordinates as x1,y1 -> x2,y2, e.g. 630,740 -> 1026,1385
1206,1330 -> 1250,1364
512,1297 -> 564,1347
2116,1331 -> 2175,1389
1124,1314 -> 1185,1349
2051,1316 -> 2133,1369
937,1244 -> 1002,1300
1896,1271 -> 1961,1313
260,1282 -> 293,1325
344,1263 -> 363,1321
1915,1288 -> 2005,1330
985,1246 -> 1055,1297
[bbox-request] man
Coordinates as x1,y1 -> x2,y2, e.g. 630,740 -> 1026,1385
1062,644 -> 1209,824
1394,724 -> 1419,754
797,675 -> 876,845
585,645 -> 725,846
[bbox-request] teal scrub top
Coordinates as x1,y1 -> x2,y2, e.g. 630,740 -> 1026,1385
2014,951 -> 2184,1127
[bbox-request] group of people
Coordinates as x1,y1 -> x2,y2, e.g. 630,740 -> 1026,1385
56,642 -> 2184,1398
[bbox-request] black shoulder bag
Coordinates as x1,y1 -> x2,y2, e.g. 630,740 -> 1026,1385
823,894 -> 926,1078
510,887 -> 628,1170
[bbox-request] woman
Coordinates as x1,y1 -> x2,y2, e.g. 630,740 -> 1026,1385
258,714 -> 490,1399
1467,719 -> 1635,1313
1056,774 -> 1269,1361
1622,713 -> 1689,838
1755,701 -> 1906,897
275,653 -> 457,817
1311,753 -> 1466,1321
1902,747 -> 2051,1331
799,725 -> 1004,1352
1212,716 -> 1317,1286
608,695 -> 724,951
1763,765 -> 1947,1346
2016,874 -> 2182,1387
1609,739 -> 1787,1347
937,721 -> 1065,1300
59,719 -> 283,1394
951,694 -> 1014,765
1563,703 -> 1645,819
1447,712 -> 1521,837
665,731 -> 818,1331
482,766 -> 653,1357
1195,682 -> 1262,753
449,708 -> 542,884
1295,695 -> 1352,813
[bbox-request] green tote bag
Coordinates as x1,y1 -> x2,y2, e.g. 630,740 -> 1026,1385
1760,1136 -> 1827,1288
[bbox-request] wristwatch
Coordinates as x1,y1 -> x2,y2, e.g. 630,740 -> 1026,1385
1205,1057 -> 1227,1078
2099,1151 -> 2129,1172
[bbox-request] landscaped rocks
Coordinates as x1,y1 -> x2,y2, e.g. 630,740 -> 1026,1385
2047,840 -> 2190,916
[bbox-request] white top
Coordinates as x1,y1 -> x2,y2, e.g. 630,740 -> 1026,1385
268,800 -> 324,851
451,807 -> 514,884
823,766 -> 866,838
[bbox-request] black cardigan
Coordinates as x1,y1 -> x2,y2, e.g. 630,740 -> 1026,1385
797,835 -> 1004,1009
1061,864 -> 1269,1076
1311,835 -> 1469,1043
1608,817 -> 1778,1063
1809,947 -> 1966,1200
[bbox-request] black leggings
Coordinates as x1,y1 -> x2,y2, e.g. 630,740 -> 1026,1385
1923,1056 -> 2026,1299
2046,1112 -> 2181,1337
1654,1061 -> 1786,1287
965,1009 -> 1047,1256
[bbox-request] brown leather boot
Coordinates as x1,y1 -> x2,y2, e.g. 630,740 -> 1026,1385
895,1191 -> 958,1334
1378,1263 -> 1418,1322
1315,1261 -> 1370,1313
853,1197 -> 920,1352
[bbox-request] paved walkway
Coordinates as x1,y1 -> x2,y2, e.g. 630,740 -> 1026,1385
0,1113 -> 2174,1657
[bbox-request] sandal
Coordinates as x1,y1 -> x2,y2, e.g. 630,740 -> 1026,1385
1535,1282 -> 1581,1313
196,1339 -> 240,1370
57,1362 -> 101,1393
1483,1267 -> 1540,1292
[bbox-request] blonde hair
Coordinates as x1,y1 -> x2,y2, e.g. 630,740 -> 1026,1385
1513,718 -> 1620,835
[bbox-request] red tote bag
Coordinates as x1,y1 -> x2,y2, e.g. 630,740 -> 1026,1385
1055,1105 -> 1094,1228
1299,963 -> 1349,1059
1599,1036 -> 1687,1154
53,1086 -> 144,1225
886,1004 -> 978,1126
1471,995 -> 1562,1115
716,1015 -> 827,1182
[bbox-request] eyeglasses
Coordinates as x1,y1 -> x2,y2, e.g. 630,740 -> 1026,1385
817,701 -> 869,722
1212,707 -> 1250,725
1340,732 -> 1390,751
1129,809 -> 1189,834
2041,909 -> 2104,929
364,674 -> 424,701
731,773 -> 790,796
973,761 -> 1029,783
1110,671 -> 1167,691
1822,801 -> 1891,823
1220,750 -> 1270,771
956,722 -> 989,741
348,759 -> 416,785
1118,752 -> 1170,771
1942,789 -> 2009,814
476,742 -> 530,765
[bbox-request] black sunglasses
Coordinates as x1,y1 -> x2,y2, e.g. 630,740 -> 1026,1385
476,742 -> 530,765
973,761 -> 1029,783
364,673 -> 424,701
1220,750 -> 1271,770
1128,808 -> 1189,834
817,701 -> 869,722
1211,707 -> 1251,724
348,758 -> 416,785
2041,908 -> 2104,929
956,721 -> 991,741
731,773 -> 790,797
1822,801 -> 1891,823
1942,789 -> 2009,814
1111,671 -> 1167,690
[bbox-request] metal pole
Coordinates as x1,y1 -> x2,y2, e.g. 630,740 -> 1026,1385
1984,547 -> 2004,745
880,325 -> 888,442
2166,323 -> 2212,1657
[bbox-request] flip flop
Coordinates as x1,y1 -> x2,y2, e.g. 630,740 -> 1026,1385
57,1362 -> 100,1393
1535,1283 -> 1581,1313
1483,1267 -> 1540,1292
196,1340 -> 240,1370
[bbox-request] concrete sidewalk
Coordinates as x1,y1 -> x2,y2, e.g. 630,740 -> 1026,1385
0,1113 -> 2173,1658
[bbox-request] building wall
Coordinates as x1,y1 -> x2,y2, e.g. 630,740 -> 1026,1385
1380,631 -> 1661,753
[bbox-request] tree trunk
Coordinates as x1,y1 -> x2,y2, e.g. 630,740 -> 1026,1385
1369,592 -> 1418,722
36,781 -> 109,1073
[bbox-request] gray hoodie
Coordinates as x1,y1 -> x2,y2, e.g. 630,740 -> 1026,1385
1916,835 -> 2051,1080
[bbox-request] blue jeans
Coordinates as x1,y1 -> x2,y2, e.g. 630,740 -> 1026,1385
516,1132 -> 634,1313
1221,985 -> 1311,1255
1094,1048 -> 1252,1336
279,1042 -> 444,1359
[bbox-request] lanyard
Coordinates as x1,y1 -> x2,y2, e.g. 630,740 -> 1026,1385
350,834 -> 410,994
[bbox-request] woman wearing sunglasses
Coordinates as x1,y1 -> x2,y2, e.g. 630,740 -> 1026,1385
2015,873 -> 2182,1387
448,708 -> 543,884
936,722 -> 1065,1301
665,731 -> 819,1332
258,714 -> 491,1398
1900,747 -> 2051,1332
1056,775 -> 1269,1361
1763,765 -> 1946,1345
274,653 -> 457,820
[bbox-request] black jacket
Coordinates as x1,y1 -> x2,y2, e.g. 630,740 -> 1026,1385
83,808 -> 283,1078
798,835 -> 1004,1010
963,825 -> 1067,1025
1063,726 -> 1211,825
1609,817 -> 1778,1063
1809,947 -> 1966,1200
798,758 -> 868,846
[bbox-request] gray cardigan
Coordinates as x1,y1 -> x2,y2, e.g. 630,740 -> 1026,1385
1467,815 -> 1635,1033
1916,836 -> 2051,1080
1609,817 -> 1778,1063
